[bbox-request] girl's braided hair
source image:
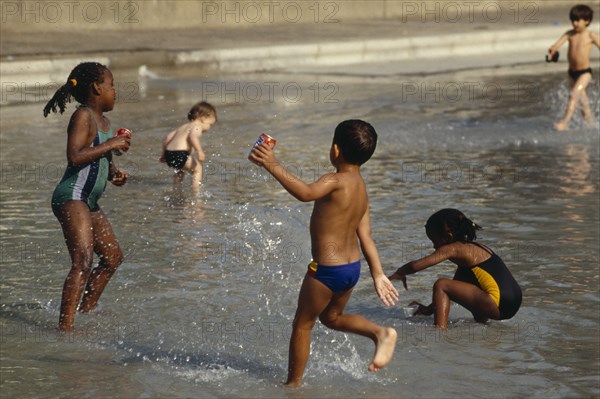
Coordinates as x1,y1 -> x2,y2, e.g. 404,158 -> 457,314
43,62 -> 109,117
425,208 -> 482,243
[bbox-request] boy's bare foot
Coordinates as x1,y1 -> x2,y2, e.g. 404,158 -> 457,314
368,327 -> 397,372
554,121 -> 569,131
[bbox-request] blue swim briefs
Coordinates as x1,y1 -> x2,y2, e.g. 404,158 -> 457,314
307,260 -> 361,292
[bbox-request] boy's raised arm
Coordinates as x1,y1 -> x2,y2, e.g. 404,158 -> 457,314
357,206 -> 398,306
251,143 -> 337,202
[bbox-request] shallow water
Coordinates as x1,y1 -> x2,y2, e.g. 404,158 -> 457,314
1,68 -> 599,398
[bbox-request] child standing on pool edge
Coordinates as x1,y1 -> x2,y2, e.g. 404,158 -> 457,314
43,62 -> 131,332
160,102 -> 217,192
389,209 -> 522,329
250,120 -> 398,387
548,4 -> 600,131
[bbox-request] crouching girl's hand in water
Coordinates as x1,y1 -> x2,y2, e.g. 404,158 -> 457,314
388,269 -> 408,290
408,301 -> 434,316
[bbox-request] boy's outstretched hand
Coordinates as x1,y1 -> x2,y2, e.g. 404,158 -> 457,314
374,274 -> 399,307
388,269 -> 408,290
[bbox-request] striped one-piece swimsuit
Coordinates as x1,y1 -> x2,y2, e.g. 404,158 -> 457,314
52,109 -> 111,212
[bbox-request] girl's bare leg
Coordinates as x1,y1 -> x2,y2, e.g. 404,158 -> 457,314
432,278 -> 500,329
79,208 -> 123,313
55,201 -> 95,332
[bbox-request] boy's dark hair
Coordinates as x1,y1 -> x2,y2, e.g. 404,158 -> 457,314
425,208 -> 482,243
333,119 -> 377,165
43,62 -> 109,117
570,4 -> 593,24
188,101 -> 217,121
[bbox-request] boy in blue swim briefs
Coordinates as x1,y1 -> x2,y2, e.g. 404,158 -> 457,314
250,119 -> 398,387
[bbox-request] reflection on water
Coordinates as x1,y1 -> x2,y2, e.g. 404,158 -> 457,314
1,70 -> 598,398
560,143 -> 595,196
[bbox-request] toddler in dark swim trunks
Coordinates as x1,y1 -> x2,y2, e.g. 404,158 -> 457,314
160,102 -> 217,192
548,4 -> 600,131
389,209 -> 522,329
250,120 -> 398,387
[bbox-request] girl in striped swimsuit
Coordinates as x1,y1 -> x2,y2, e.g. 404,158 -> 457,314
44,62 -> 131,332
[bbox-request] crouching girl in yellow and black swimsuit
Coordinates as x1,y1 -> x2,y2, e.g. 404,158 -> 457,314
389,209 -> 522,328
